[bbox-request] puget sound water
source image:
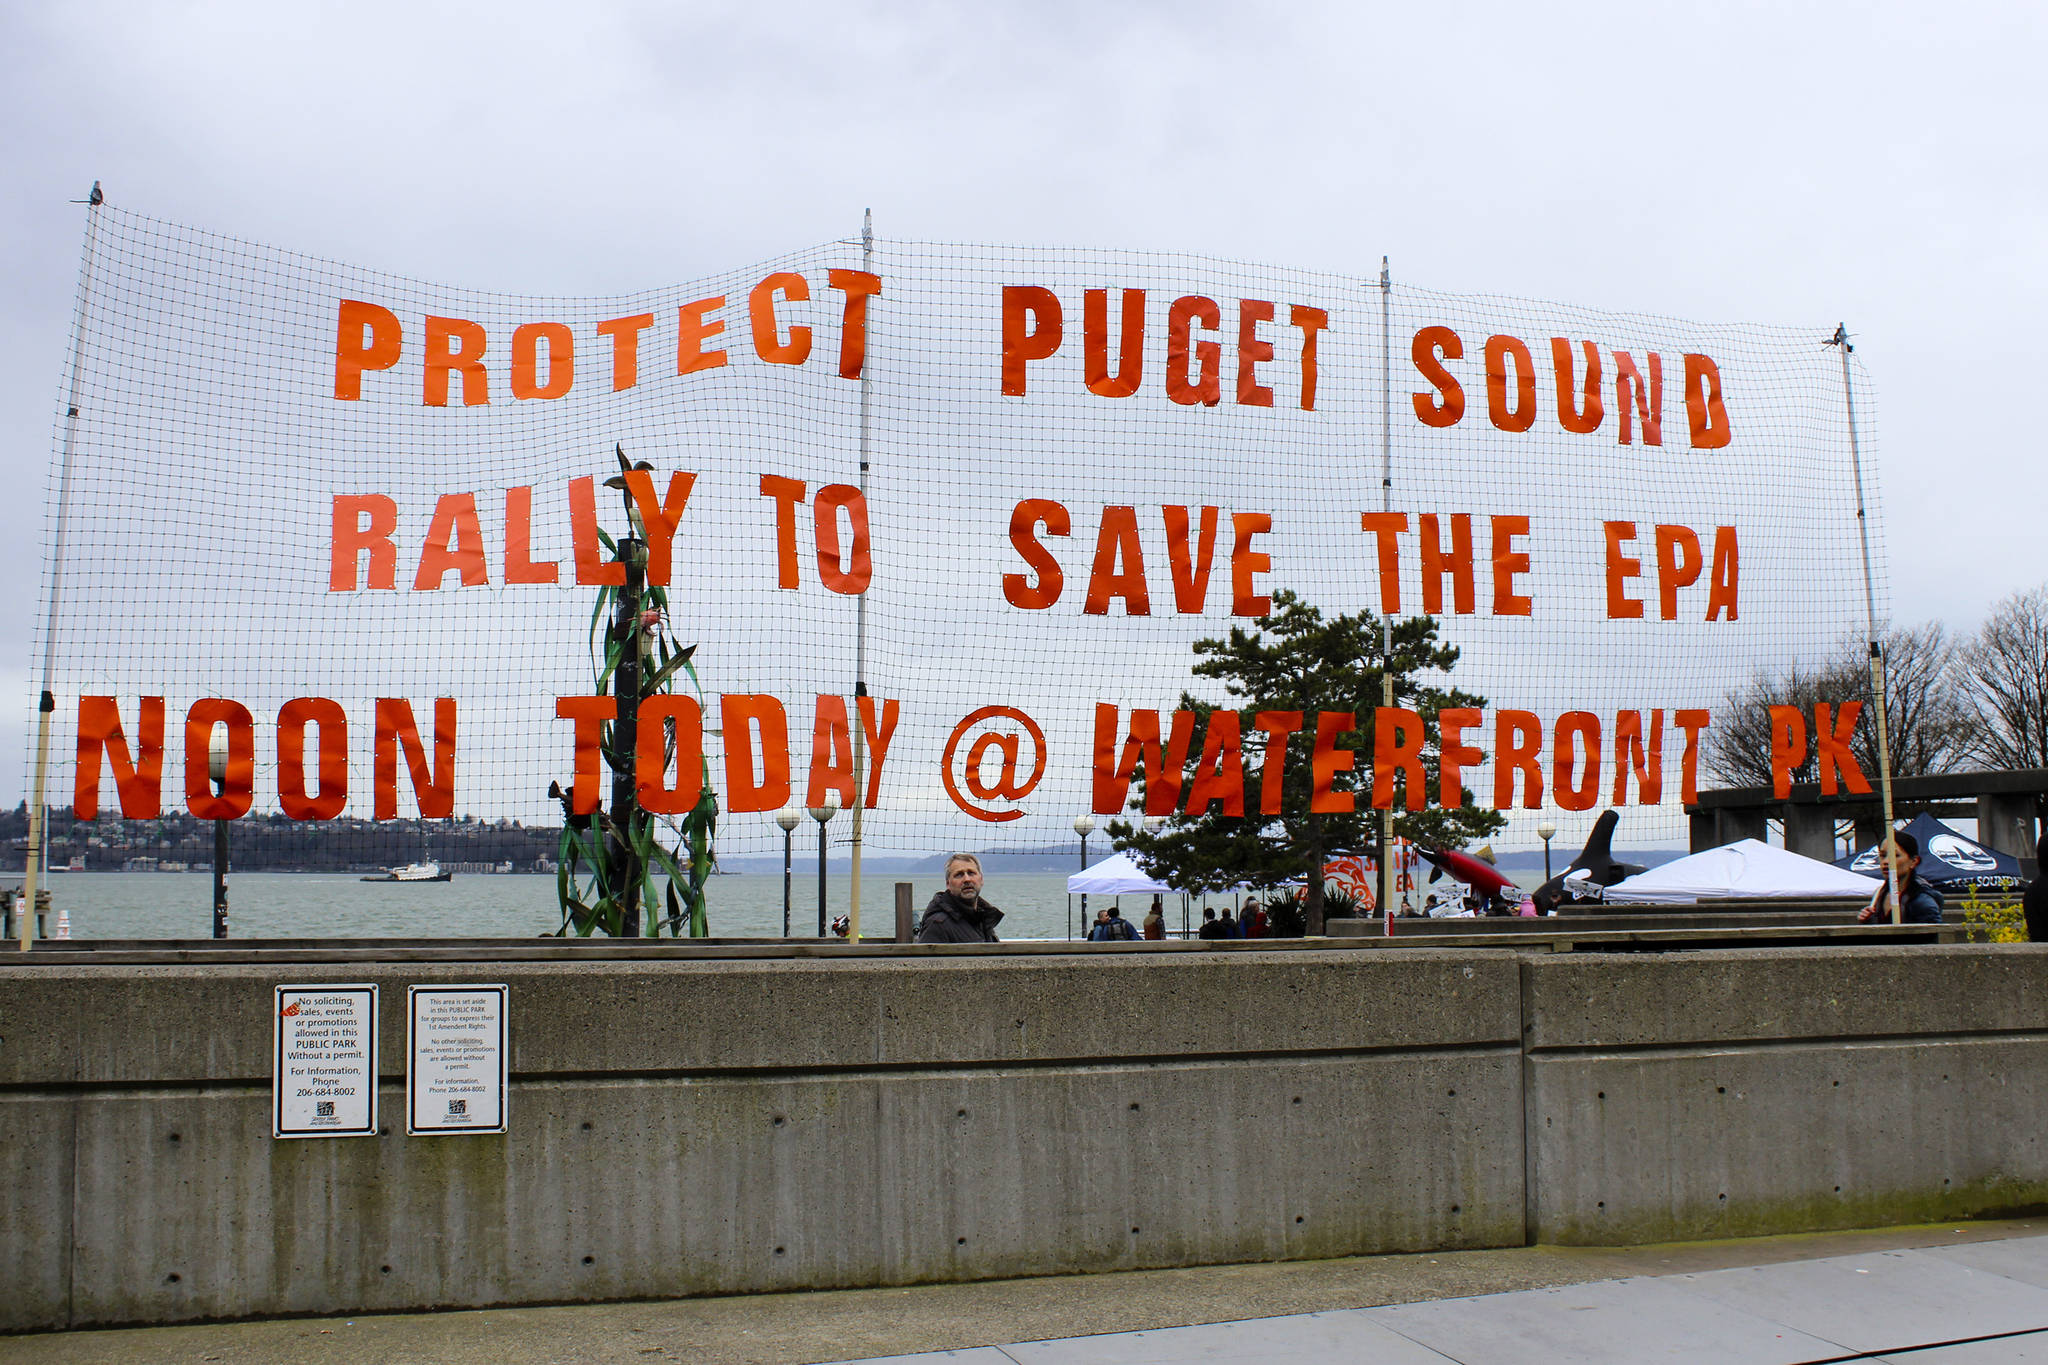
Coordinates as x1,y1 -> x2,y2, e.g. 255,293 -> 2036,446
33,871 -> 1263,942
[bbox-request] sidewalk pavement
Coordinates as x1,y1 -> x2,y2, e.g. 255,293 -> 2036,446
4,1220 -> 2042,1365
839,1226 -> 2048,1364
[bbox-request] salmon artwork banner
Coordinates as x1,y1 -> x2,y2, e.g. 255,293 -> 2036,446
38,208 -> 1887,852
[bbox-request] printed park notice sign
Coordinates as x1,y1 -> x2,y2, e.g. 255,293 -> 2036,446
273,984 -> 378,1138
406,985 -> 508,1135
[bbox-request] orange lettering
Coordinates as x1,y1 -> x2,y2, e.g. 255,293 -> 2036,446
1359,511 -> 1408,613
277,697 -> 348,820
1552,711 -> 1601,812
1484,334 -> 1536,433
1003,498 -> 1069,609
750,272 -> 812,366
1083,288 -> 1143,398
1706,526 -> 1739,621
185,698 -> 254,820
1083,506 -> 1149,615
828,269 -> 881,379
1684,353 -> 1730,449
676,295 -> 727,376
1372,706 -> 1426,811
333,300 -> 402,401
623,470 -> 697,588
374,697 -> 455,819
413,493 -> 490,590
1184,711 -> 1246,816
813,484 -> 872,595
1613,349 -> 1663,446
1551,337 -> 1602,434
1165,296 -> 1221,406
1164,505 -> 1221,613
1493,709 -> 1543,809
1291,304 -> 1328,411
510,322 -> 573,399
636,695 -> 705,817
720,694 -> 791,814
1411,326 -> 1464,427
1252,711 -> 1304,815
1437,706 -> 1483,808
1654,524 -> 1702,620
1419,513 -> 1475,615
759,474 -> 807,590
75,695 -> 164,820
329,494 -> 397,591
595,313 -> 654,390
1236,298 -> 1275,406
423,315 -> 487,407
554,696 -> 615,816
569,475 -> 627,586
1231,512 -> 1272,616
504,485 -> 558,585
1603,521 -> 1644,619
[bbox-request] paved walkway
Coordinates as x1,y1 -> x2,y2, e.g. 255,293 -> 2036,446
840,1230 -> 2048,1363
4,1221 -> 2042,1365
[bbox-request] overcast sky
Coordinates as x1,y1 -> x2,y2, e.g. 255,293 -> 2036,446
4,0 -> 2044,813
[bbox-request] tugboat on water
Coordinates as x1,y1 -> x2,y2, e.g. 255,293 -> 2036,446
361,829 -> 453,883
360,859 -> 452,883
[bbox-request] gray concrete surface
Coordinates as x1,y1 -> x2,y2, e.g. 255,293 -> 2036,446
9,945 -> 2048,1330
843,1224 -> 2048,1364
0,951 -> 1525,1328
1523,946 -> 2048,1243
1,1220 -> 2038,1364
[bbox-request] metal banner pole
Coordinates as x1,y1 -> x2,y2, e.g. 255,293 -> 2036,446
22,182 -> 104,954
1378,257 -> 1395,936
848,209 -> 874,944
1830,323 -> 1901,923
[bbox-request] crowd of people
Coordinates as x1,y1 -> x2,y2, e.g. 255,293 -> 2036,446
912,833 -> 2048,946
1083,896 -> 1271,940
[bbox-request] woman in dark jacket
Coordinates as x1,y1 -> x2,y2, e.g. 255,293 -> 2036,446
1857,829 -> 1944,925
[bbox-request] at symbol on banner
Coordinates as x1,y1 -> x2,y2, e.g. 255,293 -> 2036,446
941,706 -> 1047,823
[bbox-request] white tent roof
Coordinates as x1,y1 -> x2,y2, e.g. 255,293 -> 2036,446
1606,839 -> 1879,904
1067,851 -> 1179,895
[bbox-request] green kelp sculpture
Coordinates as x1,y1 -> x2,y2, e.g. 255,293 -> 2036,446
549,446 -> 718,936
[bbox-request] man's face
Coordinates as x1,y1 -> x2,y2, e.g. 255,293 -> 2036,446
948,861 -> 982,902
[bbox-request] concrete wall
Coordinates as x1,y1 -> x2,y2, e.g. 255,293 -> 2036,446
1522,945 -> 2048,1245
0,951 -> 1525,1330
4,944 -> 2048,1330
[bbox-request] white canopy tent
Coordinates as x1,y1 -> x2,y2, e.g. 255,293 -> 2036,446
1067,851 -> 1180,895
1606,839 -> 1879,905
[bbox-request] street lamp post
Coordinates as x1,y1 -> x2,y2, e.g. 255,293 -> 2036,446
209,730 -> 229,940
810,795 -> 840,938
1072,814 -> 1095,940
1537,821 -> 1558,882
775,807 -> 801,937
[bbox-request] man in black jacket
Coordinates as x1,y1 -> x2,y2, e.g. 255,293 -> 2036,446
915,853 -> 1003,943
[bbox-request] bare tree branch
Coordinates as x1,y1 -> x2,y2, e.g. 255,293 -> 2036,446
1957,585 -> 2048,771
1704,622 -> 1972,789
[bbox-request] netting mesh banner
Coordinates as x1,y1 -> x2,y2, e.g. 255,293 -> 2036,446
38,206 -> 1885,862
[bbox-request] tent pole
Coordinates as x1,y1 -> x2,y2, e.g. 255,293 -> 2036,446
1377,257 -> 1395,935
24,182 -> 105,953
1829,323 -> 1901,923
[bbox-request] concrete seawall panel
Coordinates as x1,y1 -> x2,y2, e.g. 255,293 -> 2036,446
1522,946 -> 2048,1245
0,950 -> 1524,1329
